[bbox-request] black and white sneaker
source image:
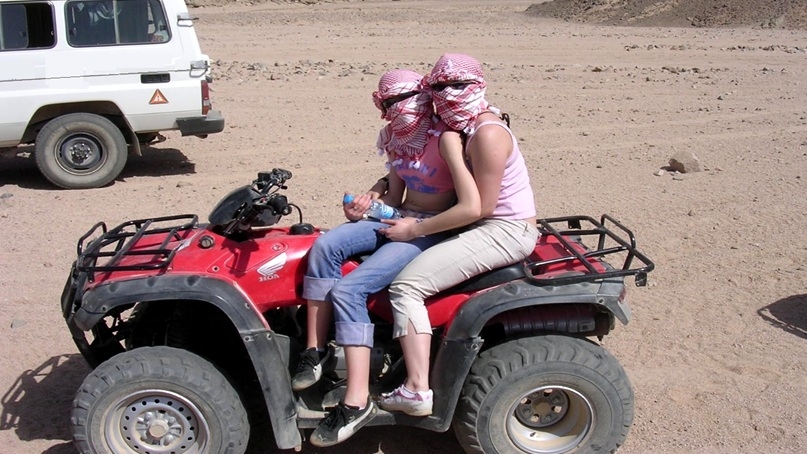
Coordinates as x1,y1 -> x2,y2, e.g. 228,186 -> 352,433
309,399 -> 377,447
291,347 -> 334,391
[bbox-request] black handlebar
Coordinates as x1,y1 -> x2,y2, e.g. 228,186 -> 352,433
255,168 -> 293,193
221,169 -> 296,235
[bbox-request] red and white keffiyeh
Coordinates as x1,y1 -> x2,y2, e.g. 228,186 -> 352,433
372,69 -> 433,159
425,53 -> 489,134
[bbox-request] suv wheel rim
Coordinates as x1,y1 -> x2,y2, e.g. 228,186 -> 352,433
506,385 -> 593,453
104,389 -> 209,453
58,133 -> 104,173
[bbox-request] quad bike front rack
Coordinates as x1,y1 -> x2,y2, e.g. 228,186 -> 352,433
75,214 -> 198,281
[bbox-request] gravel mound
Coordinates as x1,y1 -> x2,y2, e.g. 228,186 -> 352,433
525,0 -> 807,29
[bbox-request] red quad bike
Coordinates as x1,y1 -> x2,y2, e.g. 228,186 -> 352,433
61,169 -> 654,454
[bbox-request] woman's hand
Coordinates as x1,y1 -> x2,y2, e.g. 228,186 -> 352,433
379,217 -> 421,241
343,192 -> 372,221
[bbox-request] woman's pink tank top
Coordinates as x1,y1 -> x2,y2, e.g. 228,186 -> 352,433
466,121 -> 536,219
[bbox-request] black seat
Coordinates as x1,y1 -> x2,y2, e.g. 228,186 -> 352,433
441,262 -> 527,294
351,256 -> 526,295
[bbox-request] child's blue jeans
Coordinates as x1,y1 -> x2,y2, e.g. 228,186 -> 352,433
303,219 -> 447,348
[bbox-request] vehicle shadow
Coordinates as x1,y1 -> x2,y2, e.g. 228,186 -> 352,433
251,423 -> 465,454
300,425 -> 465,454
0,354 -> 90,448
0,145 -> 195,190
0,146 -> 53,190
758,294 -> 807,340
0,353 -> 462,454
118,144 -> 196,179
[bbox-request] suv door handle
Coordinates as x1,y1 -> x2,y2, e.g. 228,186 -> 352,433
177,13 -> 198,26
141,74 -> 171,84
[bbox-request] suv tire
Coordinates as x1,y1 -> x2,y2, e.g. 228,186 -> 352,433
35,113 -> 127,189
453,335 -> 633,454
72,346 -> 249,454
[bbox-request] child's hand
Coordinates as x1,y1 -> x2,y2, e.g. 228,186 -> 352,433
343,192 -> 372,221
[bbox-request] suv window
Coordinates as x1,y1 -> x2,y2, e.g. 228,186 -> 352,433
66,0 -> 169,46
0,2 -> 56,50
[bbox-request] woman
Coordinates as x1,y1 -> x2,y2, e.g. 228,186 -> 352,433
378,53 -> 540,416
299,69 -> 481,447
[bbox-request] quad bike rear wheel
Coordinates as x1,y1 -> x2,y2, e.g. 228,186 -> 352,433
453,335 -> 633,454
71,346 -> 249,454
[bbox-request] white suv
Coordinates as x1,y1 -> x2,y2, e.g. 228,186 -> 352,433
0,0 -> 224,189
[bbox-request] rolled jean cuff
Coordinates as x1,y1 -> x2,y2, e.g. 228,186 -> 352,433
335,322 -> 374,348
302,276 -> 338,301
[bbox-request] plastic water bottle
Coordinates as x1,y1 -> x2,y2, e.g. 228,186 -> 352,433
343,194 -> 401,220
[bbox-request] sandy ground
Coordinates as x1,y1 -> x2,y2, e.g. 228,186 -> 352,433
2,1 -> 807,453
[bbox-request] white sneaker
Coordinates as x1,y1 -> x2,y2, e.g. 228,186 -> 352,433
378,384 -> 433,416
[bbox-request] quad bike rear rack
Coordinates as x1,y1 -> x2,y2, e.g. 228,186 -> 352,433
75,214 -> 198,281
526,214 -> 655,287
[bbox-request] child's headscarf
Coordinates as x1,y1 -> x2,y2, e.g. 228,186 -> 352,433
372,69 -> 433,159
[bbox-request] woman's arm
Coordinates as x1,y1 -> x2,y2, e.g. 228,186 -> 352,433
466,122 -> 510,217
411,131 -> 481,235
380,131 -> 481,240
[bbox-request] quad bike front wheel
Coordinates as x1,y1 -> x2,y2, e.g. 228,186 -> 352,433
71,346 -> 249,454
453,335 -> 633,454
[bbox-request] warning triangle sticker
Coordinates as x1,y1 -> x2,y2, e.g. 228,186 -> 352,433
150,89 -> 169,105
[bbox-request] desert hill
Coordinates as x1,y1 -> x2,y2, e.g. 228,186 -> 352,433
525,0 -> 807,29
187,0 -> 807,30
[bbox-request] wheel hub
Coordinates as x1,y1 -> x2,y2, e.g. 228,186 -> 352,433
516,388 -> 570,428
144,413 -> 173,439
59,134 -> 103,172
507,385 -> 594,454
69,142 -> 93,164
105,389 -> 208,454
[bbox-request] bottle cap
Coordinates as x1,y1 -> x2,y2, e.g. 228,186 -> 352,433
342,194 -> 354,204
